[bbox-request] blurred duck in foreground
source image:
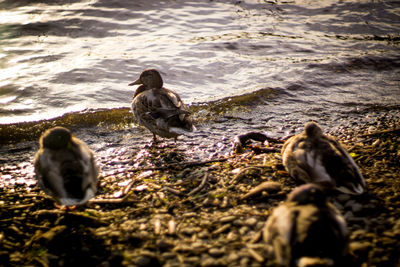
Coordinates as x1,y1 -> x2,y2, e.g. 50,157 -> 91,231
129,69 -> 195,142
263,184 -> 349,267
33,127 -> 98,208
281,121 -> 366,195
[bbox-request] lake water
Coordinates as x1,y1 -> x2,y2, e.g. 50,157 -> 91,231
0,0 -> 399,137
0,0 -> 400,191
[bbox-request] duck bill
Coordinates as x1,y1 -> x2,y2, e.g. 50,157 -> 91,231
128,78 -> 142,86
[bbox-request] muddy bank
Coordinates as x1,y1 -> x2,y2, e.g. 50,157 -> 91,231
1,114 -> 400,266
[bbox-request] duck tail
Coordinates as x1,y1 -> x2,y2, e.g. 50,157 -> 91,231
296,256 -> 334,267
169,125 -> 195,136
337,181 -> 365,195
59,188 -> 95,206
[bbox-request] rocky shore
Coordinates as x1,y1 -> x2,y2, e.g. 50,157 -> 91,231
1,116 -> 400,267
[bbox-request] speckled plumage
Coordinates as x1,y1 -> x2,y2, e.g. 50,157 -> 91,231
263,184 -> 349,267
129,69 -> 194,141
33,127 -> 98,206
282,122 -> 366,195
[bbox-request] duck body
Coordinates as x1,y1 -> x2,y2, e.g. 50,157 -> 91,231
263,184 -> 349,266
282,122 -> 366,195
129,69 -> 194,141
33,127 -> 98,206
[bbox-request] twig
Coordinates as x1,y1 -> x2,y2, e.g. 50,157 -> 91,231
212,224 -> 231,235
361,128 -> 400,137
249,230 -> 263,244
247,246 -> 264,263
168,219 -> 176,235
3,203 -> 35,210
154,218 -> 161,235
163,186 -> 183,196
102,156 -> 233,178
89,196 -> 132,204
188,173 -> 209,196
229,167 -> 264,185
32,209 -> 107,225
241,181 -> 282,200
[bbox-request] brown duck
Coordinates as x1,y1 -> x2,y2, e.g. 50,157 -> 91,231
129,69 -> 195,142
263,184 -> 349,266
33,127 -> 98,207
282,121 -> 366,195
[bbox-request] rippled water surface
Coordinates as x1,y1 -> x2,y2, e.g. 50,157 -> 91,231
0,0 -> 399,129
0,0 -> 400,189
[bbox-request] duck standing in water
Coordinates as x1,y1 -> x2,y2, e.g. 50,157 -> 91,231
281,121 -> 366,195
263,184 -> 349,266
129,69 -> 195,142
33,127 -> 98,208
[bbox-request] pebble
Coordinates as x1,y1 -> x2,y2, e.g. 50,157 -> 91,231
157,240 -> 173,251
350,241 -> 373,255
372,139 -> 381,147
337,193 -> 350,203
239,226 -> 249,235
351,229 -> 367,239
255,221 -> 265,230
161,252 -> 176,259
244,217 -> 258,227
352,203 -> 363,213
181,227 -> 200,236
227,252 -> 239,262
345,200 -> 356,209
208,247 -> 225,257
226,231 -> 237,241
220,215 -> 236,223
198,230 -> 209,239
332,201 -> 344,210
213,224 -> 231,235
344,210 -> 354,220
233,219 -> 244,226
134,256 -> 152,267
240,257 -> 249,267
201,257 -> 218,267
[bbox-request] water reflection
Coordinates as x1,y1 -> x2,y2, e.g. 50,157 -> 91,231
0,0 -> 398,128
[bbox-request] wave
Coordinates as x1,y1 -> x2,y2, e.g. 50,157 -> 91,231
0,88 -> 279,145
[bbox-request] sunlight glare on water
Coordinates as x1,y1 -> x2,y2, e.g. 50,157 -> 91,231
0,0 -> 399,125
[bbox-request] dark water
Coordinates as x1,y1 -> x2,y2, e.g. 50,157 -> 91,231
1,0 -> 399,123
1,0 -> 400,186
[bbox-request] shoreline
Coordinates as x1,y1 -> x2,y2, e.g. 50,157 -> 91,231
1,114 -> 399,266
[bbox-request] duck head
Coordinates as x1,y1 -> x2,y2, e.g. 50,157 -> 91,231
304,121 -> 323,138
40,127 -> 72,150
287,184 -> 327,206
129,69 -> 163,89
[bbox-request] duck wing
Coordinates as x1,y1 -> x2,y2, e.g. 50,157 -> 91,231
292,205 -> 348,261
33,141 -> 97,205
152,88 -> 190,119
263,204 -> 297,266
282,134 -> 319,183
318,136 -> 365,194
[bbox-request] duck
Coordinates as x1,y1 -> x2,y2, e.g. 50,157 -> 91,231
263,184 -> 349,267
129,69 -> 195,142
281,121 -> 366,195
33,127 -> 98,207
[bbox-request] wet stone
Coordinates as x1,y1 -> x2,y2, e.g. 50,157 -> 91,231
344,211 -> 354,220
220,215 -> 236,223
350,241 -> 373,256
208,247 -> 225,257
161,252 -> 176,259
337,193 -> 351,203
244,217 -> 258,227
157,240 -> 174,251
352,203 -> 363,213
227,252 -> 239,262
200,257 -> 218,267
